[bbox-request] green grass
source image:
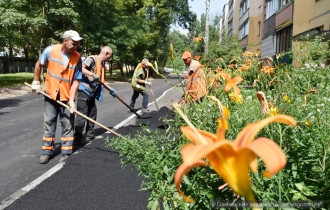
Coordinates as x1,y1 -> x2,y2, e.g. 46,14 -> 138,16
0,72 -> 34,88
105,69 -> 132,82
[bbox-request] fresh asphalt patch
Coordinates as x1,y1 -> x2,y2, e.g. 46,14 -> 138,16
4,89 -> 180,210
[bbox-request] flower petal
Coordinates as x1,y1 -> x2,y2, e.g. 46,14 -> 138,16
207,147 -> 256,202
224,76 -> 243,92
180,126 -> 216,144
246,137 -> 287,177
233,86 -> 241,97
216,118 -> 228,140
174,160 -> 206,202
235,115 -> 297,147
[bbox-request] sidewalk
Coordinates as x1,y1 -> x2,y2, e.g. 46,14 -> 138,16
4,87 -> 181,210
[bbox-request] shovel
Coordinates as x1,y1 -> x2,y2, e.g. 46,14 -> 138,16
100,81 -> 141,118
24,82 -> 124,139
148,82 -> 159,111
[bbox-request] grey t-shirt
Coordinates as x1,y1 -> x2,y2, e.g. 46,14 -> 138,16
83,57 -> 97,73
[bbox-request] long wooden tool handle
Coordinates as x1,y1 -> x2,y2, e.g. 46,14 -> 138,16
149,85 -> 159,111
100,82 -> 141,118
24,82 -> 124,139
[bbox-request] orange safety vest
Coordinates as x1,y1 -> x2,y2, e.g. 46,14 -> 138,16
45,44 -> 80,101
185,60 -> 208,102
88,55 -> 105,83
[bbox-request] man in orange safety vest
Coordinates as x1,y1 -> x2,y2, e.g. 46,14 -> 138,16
31,30 -> 83,164
73,46 -> 116,146
181,51 -> 208,104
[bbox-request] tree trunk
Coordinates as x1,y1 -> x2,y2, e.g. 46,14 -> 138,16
204,0 -> 210,55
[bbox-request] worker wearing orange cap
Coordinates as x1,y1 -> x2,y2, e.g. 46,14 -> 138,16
181,51 -> 208,103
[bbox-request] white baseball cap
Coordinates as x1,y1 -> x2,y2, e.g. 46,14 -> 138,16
62,30 -> 83,41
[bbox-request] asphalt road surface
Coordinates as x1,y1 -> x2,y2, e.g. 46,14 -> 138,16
0,76 -> 182,209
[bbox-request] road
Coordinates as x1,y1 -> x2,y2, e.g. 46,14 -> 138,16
0,77 -> 180,204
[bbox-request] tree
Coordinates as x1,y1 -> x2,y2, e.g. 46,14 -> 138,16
204,0 -> 210,55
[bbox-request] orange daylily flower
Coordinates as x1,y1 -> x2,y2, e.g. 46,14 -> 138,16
239,64 -> 250,71
194,55 -> 202,60
215,67 -> 223,73
174,109 -> 297,203
208,71 -> 231,89
193,37 -> 204,43
261,66 -> 275,74
245,59 -> 252,65
243,51 -> 253,57
227,64 -> 236,69
224,75 -> 243,97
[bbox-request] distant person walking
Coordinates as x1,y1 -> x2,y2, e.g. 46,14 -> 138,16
31,30 -> 83,164
181,51 -> 207,104
74,46 -> 116,145
130,58 -> 152,112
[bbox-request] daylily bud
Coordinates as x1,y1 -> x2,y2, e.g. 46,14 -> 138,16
170,44 -> 174,61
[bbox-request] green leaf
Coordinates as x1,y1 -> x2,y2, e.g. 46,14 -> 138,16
295,182 -> 305,191
151,199 -> 159,210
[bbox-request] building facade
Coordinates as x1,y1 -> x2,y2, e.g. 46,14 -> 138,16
219,0 -> 329,64
219,4 -> 229,44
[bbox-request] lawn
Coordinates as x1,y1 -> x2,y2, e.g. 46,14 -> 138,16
0,72 -> 34,88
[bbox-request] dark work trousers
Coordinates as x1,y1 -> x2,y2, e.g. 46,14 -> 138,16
74,91 -> 97,142
42,96 -> 74,155
130,89 -> 149,109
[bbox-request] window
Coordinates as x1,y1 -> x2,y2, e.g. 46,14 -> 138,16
240,0 -> 249,17
266,0 -> 279,19
279,0 -> 292,9
276,25 -> 293,53
258,21 -> 261,36
229,2 -> 233,15
239,20 -> 249,39
228,20 -> 233,32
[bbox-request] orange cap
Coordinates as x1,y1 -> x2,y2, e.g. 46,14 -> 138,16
181,51 -> 192,59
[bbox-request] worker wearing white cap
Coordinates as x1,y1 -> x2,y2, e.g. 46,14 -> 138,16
31,30 -> 83,164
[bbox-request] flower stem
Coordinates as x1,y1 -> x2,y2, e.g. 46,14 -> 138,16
278,124 -> 283,202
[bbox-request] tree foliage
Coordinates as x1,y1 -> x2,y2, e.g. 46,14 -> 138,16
0,0 -> 195,69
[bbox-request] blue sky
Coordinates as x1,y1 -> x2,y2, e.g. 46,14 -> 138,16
172,0 -> 226,34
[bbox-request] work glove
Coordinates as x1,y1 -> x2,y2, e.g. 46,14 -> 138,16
67,100 -> 77,114
145,80 -> 151,86
31,80 -> 41,94
109,88 -> 117,98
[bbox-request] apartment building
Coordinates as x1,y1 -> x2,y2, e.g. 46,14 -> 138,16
239,0 -> 264,52
219,0 -> 329,65
261,0 -> 294,62
227,0 -> 240,37
292,0 -> 330,65
219,4 -> 229,44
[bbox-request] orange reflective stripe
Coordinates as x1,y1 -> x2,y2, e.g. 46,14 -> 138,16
43,137 -> 55,141
61,146 -> 73,150
61,137 -> 74,141
42,146 -> 54,150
